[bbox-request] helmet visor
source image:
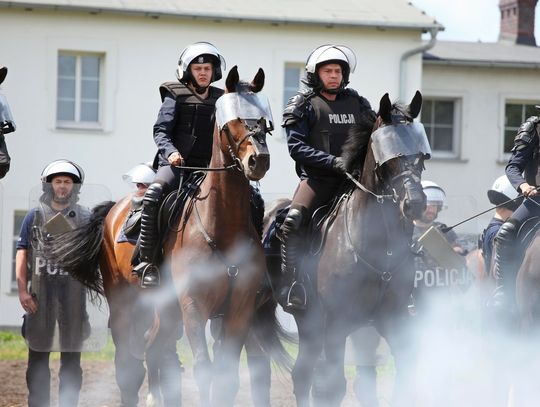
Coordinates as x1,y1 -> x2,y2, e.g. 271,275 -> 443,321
179,42 -> 226,73
215,92 -> 274,131
371,122 -> 431,166
306,45 -> 357,74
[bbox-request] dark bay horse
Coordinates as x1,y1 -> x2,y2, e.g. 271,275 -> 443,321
47,66 -> 290,407
277,92 -> 430,407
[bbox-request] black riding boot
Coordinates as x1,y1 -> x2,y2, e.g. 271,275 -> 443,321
133,182 -> 163,288
278,205 -> 307,313
250,185 -> 265,240
490,219 -> 519,314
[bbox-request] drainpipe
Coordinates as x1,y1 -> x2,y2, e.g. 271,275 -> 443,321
399,27 -> 440,100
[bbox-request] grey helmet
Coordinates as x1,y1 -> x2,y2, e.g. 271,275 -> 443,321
421,180 -> 446,211
304,45 -> 357,93
176,42 -> 226,87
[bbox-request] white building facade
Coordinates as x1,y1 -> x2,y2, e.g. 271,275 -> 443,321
0,0 -> 439,326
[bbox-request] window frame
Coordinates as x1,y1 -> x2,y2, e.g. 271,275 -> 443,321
502,100 -> 539,159
421,96 -> 462,159
56,51 -> 104,130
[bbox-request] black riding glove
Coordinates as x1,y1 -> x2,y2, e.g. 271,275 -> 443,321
332,157 -> 347,174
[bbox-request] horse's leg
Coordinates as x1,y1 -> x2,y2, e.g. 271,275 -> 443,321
245,327 -> 271,407
182,296 -> 212,407
145,347 -> 162,407
293,306 -> 324,407
312,317 -> 347,407
109,295 -> 147,407
377,312 -> 416,407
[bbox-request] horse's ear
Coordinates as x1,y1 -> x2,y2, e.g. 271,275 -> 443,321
378,93 -> 392,124
249,68 -> 265,93
225,66 -> 239,92
408,90 -> 422,119
0,67 -> 7,85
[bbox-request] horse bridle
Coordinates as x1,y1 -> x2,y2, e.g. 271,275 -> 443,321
222,118 -> 270,172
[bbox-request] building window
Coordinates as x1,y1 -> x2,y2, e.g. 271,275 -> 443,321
422,98 -> 459,157
283,64 -> 303,108
504,102 -> 537,153
57,52 -> 102,127
12,210 -> 28,290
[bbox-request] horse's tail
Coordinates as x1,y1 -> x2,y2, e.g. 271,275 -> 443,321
45,201 -> 116,296
252,295 -> 295,371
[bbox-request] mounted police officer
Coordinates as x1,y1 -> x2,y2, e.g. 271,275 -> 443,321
492,113 -> 540,311
280,45 -> 375,312
134,42 -> 226,287
15,159 -> 90,407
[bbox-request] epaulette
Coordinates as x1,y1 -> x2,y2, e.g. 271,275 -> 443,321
513,116 -> 540,150
281,90 -> 316,128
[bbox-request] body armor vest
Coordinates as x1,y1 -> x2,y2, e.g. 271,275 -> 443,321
159,82 -> 224,166
309,94 -> 363,157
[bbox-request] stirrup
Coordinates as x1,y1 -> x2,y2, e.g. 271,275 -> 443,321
139,263 -> 160,288
284,281 -> 307,312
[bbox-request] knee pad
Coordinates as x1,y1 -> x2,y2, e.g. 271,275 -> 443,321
496,218 -> 520,244
281,206 -> 307,237
144,183 -> 163,205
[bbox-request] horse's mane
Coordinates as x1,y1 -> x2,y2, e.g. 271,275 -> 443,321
341,101 -> 410,174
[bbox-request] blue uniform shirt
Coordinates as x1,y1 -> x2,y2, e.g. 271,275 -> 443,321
153,93 -> 179,163
481,217 -> 504,273
16,208 -> 37,250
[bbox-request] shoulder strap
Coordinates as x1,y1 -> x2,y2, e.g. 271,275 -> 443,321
159,81 -> 193,102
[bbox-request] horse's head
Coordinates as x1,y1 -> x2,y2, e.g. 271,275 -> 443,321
371,91 -> 430,220
214,66 -> 271,181
0,66 -> 14,179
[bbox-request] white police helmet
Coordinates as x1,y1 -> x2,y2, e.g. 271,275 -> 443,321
41,159 -> 84,184
122,163 -> 156,185
421,180 -> 446,208
305,45 -> 357,74
176,42 -> 226,83
488,175 -> 521,210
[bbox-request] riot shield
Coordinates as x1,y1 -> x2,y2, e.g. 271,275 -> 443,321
23,183 -> 110,352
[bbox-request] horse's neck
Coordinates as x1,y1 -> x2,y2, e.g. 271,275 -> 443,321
197,137 -> 251,236
359,148 -> 378,200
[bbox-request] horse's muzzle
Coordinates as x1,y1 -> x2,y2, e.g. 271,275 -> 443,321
401,182 -> 426,220
245,151 -> 270,181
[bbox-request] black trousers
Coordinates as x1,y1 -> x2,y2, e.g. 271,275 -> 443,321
27,349 -> 82,407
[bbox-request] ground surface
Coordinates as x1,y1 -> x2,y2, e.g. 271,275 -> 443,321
0,359 -> 385,407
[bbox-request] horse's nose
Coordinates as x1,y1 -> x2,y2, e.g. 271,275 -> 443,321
249,152 -> 270,173
403,197 -> 426,220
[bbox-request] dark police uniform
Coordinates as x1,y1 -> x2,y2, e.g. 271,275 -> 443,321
283,89 -> 374,212
505,116 -> 540,222
277,88 -> 374,310
491,115 -> 540,309
17,203 -> 90,407
481,217 -> 505,274
153,81 -> 224,189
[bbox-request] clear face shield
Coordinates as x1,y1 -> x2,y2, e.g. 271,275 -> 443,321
23,183 -> 111,352
0,93 -> 16,134
179,42 -> 226,74
371,122 -> 431,167
215,92 -> 273,155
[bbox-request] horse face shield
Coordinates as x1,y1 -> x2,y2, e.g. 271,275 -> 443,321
216,92 -> 273,180
372,122 -> 430,220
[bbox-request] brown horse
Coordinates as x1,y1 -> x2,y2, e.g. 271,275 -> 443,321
267,92 -> 430,407
162,66 -> 293,407
47,66 -> 289,407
